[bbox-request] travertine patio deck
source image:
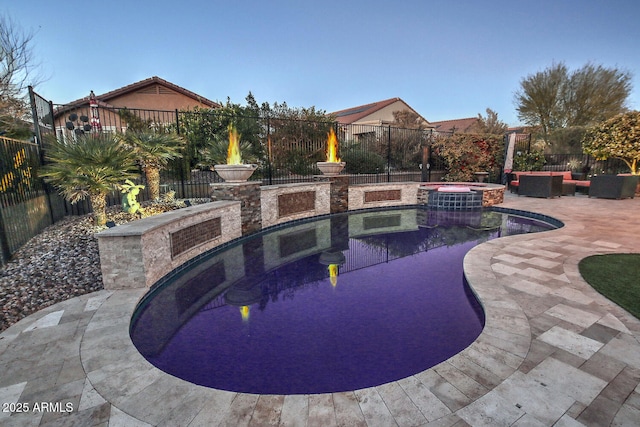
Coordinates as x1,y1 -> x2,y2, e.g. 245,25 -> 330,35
1,192 -> 639,426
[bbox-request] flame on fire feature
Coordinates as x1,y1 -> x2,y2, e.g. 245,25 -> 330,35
328,264 -> 339,287
240,305 -> 250,321
227,123 -> 242,165
326,128 -> 340,163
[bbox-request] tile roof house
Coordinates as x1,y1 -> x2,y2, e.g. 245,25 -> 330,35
331,98 -> 433,142
53,76 -> 218,136
429,117 -> 479,134
332,97 -> 431,127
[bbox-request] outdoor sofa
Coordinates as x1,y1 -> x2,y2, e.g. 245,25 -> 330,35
518,174 -> 563,198
509,171 -> 591,196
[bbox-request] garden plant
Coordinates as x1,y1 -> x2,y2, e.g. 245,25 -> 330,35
582,110 -> 640,175
120,131 -> 186,200
41,134 -> 139,226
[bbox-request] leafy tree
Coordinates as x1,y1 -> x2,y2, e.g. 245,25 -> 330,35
431,134 -> 504,181
370,110 -> 430,171
514,62 -> 632,148
120,132 -> 186,200
0,13 -> 43,138
564,64 -> 632,126
181,93 -> 335,176
547,126 -> 588,154
470,108 -> 509,135
512,150 -> 546,171
260,100 -> 335,175
41,134 -> 139,226
392,110 -> 427,129
582,111 -> 640,175
179,93 -> 263,168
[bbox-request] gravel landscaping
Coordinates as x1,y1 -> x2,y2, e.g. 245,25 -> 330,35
0,198 -> 209,332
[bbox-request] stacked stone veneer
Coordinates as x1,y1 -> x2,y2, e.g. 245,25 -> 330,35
97,201 -> 241,290
261,182 -> 331,228
419,183 -> 505,208
210,182 -> 262,235
97,178 -> 505,290
480,186 -> 504,206
315,175 -> 349,213
348,182 -> 421,210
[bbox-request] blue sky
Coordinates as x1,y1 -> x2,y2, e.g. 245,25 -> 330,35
5,0 -> 640,127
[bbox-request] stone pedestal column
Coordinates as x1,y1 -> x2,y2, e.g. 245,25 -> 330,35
315,175 -> 349,213
210,182 -> 262,235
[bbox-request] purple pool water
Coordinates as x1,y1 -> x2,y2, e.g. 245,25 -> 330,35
130,208 -> 556,394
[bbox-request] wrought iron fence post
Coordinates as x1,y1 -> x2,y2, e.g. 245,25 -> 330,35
387,125 -> 391,182
421,131 -> 431,182
266,115 -> 273,185
0,206 -> 11,265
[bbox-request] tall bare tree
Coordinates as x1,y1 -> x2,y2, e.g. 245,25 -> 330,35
514,62 -> 631,148
514,62 -> 569,145
0,13 -> 43,137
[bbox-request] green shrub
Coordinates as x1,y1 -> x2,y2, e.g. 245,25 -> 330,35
285,148 -> 323,175
342,149 -> 386,174
513,150 -> 546,171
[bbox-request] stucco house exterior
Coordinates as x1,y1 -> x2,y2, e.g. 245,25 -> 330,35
53,76 -> 218,138
331,98 -> 433,142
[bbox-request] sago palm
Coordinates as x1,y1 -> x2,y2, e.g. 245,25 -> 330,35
41,134 -> 139,226
122,132 -> 185,200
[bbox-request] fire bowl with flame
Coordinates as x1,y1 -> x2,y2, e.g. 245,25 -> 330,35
214,164 -> 258,182
214,123 -> 258,182
317,128 -> 345,176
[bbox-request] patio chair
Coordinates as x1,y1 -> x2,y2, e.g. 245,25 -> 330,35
519,175 -> 563,198
589,175 -> 638,199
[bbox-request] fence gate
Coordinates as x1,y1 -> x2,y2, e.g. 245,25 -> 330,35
28,86 -> 55,146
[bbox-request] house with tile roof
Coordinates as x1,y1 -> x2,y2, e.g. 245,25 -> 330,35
331,97 -> 433,142
333,97 -> 431,126
53,76 -> 218,136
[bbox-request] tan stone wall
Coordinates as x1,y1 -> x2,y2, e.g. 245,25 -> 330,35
261,182 -> 331,228
482,187 -> 505,207
348,182 -> 421,210
97,201 -> 241,290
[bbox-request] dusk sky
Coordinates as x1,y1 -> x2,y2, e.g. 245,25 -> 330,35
5,0 -> 640,127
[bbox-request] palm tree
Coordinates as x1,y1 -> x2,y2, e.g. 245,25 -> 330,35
41,134 -> 139,226
122,132 -> 185,200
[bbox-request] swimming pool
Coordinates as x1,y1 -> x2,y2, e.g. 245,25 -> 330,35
130,207 -> 557,395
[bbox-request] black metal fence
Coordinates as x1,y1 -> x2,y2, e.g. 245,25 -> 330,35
45,104 -> 449,198
1,101 -> 450,265
0,137 -> 63,265
542,153 -> 628,176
